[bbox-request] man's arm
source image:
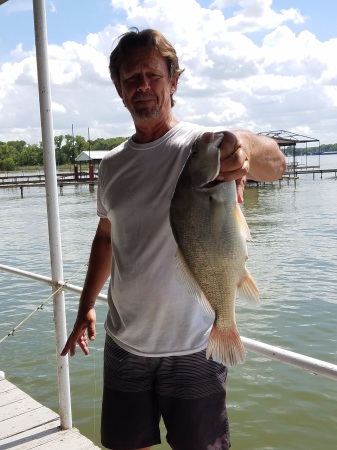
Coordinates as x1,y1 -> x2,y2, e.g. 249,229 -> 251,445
234,130 -> 286,182
61,217 -> 112,357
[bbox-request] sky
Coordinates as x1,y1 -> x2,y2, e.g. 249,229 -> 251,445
0,0 -> 337,145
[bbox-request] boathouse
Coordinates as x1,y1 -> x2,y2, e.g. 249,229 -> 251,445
75,150 -> 110,180
258,130 -> 320,170
75,150 -> 110,164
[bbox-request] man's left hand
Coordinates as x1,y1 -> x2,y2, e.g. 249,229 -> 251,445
216,131 -> 249,202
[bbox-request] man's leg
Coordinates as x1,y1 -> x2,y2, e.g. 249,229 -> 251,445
156,350 -> 230,450
101,335 -> 161,450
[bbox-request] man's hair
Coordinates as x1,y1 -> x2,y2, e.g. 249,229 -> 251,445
109,28 -> 184,106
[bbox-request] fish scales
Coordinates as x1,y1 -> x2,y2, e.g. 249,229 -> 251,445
170,132 -> 260,366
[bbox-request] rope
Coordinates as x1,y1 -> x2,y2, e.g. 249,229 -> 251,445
0,263 -> 88,345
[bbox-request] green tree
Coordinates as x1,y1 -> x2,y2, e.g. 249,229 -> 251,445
6,140 -> 26,152
0,143 -> 18,169
91,137 -> 127,150
16,144 -> 42,166
0,157 -> 15,171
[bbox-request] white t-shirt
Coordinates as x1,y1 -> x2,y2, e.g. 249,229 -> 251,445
97,121 -> 216,356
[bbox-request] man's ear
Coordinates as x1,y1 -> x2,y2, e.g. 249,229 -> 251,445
170,76 -> 179,94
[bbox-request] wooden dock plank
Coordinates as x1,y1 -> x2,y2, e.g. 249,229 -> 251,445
0,423 -> 101,449
0,375 -> 101,449
0,386 -> 29,407
1,400 -> 58,430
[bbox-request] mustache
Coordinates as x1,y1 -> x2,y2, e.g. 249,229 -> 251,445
132,93 -> 156,102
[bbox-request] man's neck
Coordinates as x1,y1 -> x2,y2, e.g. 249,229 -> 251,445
132,116 -> 180,144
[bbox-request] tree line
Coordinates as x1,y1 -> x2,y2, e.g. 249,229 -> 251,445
0,135 -> 127,171
1,136 -> 337,171
283,143 -> 337,156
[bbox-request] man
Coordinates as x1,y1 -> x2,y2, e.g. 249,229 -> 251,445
61,28 -> 286,450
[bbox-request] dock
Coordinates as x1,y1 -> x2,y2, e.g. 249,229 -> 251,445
0,373 -> 101,449
0,173 -> 97,196
285,166 -> 337,179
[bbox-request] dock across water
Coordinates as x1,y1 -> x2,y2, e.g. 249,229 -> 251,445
0,172 -> 97,196
1,166 -> 337,195
0,372 -> 101,449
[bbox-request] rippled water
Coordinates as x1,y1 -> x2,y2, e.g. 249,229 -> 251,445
1,156 -> 337,449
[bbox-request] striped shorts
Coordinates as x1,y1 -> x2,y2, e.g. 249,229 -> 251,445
101,334 -> 230,450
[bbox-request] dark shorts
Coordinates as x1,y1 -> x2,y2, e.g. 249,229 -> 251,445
101,334 -> 230,450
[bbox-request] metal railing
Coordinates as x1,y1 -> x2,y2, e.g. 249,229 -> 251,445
1,263 -> 337,382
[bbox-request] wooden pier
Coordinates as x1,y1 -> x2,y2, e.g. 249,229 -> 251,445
1,167 -> 336,198
0,173 -> 97,196
0,373 -> 101,449
284,166 -> 337,179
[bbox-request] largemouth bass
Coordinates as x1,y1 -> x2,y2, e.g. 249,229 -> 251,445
170,132 -> 259,366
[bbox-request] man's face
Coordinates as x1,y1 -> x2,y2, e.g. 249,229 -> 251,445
115,47 -> 178,122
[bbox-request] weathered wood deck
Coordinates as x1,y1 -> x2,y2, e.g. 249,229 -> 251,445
0,373 -> 101,449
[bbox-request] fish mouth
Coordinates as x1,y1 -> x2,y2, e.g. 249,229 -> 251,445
197,180 -> 222,189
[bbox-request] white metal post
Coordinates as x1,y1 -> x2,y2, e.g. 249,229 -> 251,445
32,0 -> 72,429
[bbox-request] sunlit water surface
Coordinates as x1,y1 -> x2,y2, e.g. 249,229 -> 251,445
1,155 -> 337,449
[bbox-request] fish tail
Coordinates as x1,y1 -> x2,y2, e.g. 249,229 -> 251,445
206,325 -> 246,366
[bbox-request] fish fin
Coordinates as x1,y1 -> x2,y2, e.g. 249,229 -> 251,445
209,196 -> 225,236
175,248 -> 214,316
206,325 -> 246,366
234,202 -> 252,240
237,269 -> 260,306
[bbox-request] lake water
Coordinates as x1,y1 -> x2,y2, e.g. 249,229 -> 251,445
1,154 -> 337,449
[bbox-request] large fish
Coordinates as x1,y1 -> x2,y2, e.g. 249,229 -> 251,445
170,132 -> 259,366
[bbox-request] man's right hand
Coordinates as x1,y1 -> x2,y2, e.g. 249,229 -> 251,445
60,308 -> 96,357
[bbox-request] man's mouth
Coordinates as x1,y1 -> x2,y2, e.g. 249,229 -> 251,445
133,95 -> 156,103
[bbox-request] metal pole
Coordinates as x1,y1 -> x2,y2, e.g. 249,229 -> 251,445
242,336 -> 337,381
32,0 -> 72,429
0,263 -> 108,303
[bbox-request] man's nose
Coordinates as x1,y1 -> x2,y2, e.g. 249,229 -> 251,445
136,75 -> 151,91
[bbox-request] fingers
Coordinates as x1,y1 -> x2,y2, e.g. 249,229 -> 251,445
78,331 -> 90,356
60,324 -> 96,357
77,323 -> 96,356
88,322 -> 96,341
236,176 -> 247,204
60,341 -> 70,357
216,151 -> 249,182
60,335 -> 74,357
60,330 -> 79,357
217,135 -> 249,182
60,309 -> 97,357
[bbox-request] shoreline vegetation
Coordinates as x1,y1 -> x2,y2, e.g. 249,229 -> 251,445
0,135 -> 127,171
1,135 -> 337,172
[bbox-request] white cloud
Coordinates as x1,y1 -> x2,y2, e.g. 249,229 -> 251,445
51,102 -> 66,114
213,0 -> 304,32
0,0 -> 336,144
325,85 -> 337,107
50,1 -> 57,13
